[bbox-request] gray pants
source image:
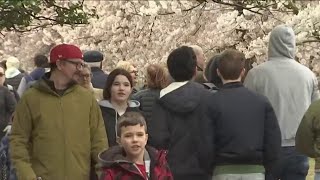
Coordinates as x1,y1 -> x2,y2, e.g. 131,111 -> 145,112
212,173 -> 265,180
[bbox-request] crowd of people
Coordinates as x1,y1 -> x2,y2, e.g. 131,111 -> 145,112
1,24 -> 320,180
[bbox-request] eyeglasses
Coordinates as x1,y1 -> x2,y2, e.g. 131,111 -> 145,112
0,73 -> 4,77
196,65 -> 203,72
64,60 -> 84,70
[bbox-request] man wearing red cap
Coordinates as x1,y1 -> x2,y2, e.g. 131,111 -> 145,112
9,44 -> 108,180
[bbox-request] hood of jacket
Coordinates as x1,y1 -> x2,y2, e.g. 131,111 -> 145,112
32,73 -> 78,96
98,99 -> 140,109
98,145 -> 166,168
5,67 -> 21,79
26,67 -> 46,82
268,24 -> 296,60
159,82 -> 203,113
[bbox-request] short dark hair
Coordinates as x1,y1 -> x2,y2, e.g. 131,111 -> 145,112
34,55 -> 49,68
0,62 -> 5,70
0,60 -> 7,71
103,68 -> 133,100
167,46 -> 197,82
207,55 -> 223,88
218,49 -> 245,80
117,112 -> 147,136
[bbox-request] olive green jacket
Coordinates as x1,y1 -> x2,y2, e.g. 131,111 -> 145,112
296,100 -> 320,170
10,78 -> 108,180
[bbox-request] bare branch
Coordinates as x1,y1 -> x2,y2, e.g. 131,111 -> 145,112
148,16 -> 157,42
297,40 -> 320,45
211,0 -> 264,15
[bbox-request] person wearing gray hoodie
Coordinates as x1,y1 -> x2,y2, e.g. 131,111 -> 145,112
244,24 -> 320,180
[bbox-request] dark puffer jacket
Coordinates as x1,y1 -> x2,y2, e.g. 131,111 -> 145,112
0,86 -> 16,139
131,88 -> 160,123
99,100 -> 140,147
5,73 -> 24,90
98,146 -> 173,180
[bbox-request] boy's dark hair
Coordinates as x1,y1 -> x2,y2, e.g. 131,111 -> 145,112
167,46 -> 197,82
218,49 -> 245,80
103,68 -> 133,100
34,55 -> 49,68
117,112 -> 147,136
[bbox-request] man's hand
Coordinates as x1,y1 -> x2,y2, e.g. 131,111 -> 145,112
3,125 -> 12,135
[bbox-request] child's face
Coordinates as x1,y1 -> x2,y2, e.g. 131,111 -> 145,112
118,124 -> 148,160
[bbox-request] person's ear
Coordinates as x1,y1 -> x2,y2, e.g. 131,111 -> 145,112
145,133 -> 149,143
193,66 -> 197,78
56,60 -> 63,70
240,68 -> 246,77
116,137 -> 121,146
217,69 -> 222,78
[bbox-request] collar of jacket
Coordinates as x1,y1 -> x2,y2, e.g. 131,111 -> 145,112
91,67 -> 104,73
98,99 -> 140,109
32,72 -> 77,96
98,146 -> 166,167
221,81 -> 243,89
98,146 -> 169,179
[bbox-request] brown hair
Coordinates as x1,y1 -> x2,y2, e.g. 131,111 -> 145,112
117,112 -> 147,136
103,68 -> 133,100
146,64 -> 170,89
0,61 -> 7,71
218,49 -> 245,80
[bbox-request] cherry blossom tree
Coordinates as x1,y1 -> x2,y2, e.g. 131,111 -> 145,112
0,0 -> 319,76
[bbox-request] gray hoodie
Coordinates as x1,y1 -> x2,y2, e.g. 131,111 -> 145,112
244,24 -> 320,147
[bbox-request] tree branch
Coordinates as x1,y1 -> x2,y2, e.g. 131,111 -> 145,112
297,40 -> 320,45
148,16 -> 156,42
211,0 -> 264,15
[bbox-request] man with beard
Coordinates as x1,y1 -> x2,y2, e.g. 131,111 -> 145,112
10,44 -> 108,180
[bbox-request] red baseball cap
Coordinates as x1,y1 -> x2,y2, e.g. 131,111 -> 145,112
49,44 -> 83,63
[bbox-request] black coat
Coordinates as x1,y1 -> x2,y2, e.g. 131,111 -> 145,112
0,86 -> 16,139
91,67 -> 108,89
131,88 -> 160,123
207,82 -> 281,171
5,73 -> 24,90
99,100 -> 140,147
148,82 -> 212,180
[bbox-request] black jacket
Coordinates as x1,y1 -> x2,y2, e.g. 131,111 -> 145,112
99,100 -> 140,147
208,82 -> 281,170
148,82 -> 212,180
132,88 -> 160,123
0,86 -> 16,139
91,67 -> 108,89
6,73 -> 24,90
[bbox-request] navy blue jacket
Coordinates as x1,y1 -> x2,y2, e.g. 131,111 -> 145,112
207,82 -> 281,171
91,67 -> 108,89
